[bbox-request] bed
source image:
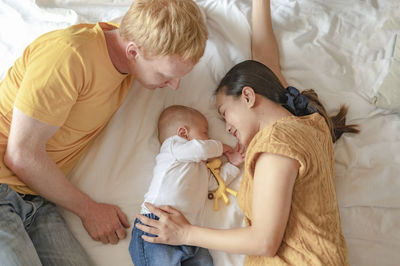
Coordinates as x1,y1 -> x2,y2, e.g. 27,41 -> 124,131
1,0 -> 399,265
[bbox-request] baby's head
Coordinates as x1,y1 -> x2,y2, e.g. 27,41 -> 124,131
158,105 -> 209,143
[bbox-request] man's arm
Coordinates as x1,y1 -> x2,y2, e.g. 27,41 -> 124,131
4,107 -> 129,244
252,0 -> 288,87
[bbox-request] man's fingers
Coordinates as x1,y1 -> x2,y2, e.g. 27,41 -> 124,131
99,234 -> 109,244
108,232 -> 119,245
117,208 -> 130,228
115,226 -> 127,240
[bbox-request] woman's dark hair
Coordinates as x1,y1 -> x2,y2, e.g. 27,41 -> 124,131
215,60 -> 359,143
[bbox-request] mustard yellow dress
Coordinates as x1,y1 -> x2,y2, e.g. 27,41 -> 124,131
238,113 -> 349,266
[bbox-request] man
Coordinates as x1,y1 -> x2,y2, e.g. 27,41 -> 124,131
0,0 -> 207,264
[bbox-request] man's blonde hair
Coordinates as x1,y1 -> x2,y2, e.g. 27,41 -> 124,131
120,0 -> 208,64
158,105 -> 205,143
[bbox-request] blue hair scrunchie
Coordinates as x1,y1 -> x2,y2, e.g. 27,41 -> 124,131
285,86 -> 309,116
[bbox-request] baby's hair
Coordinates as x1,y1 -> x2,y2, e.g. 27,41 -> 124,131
158,105 -> 205,143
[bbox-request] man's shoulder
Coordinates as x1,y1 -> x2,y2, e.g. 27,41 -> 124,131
32,23 -> 102,52
56,23 -> 102,47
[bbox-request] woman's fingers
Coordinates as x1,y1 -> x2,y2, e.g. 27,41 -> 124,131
144,202 -> 167,217
141,234 -> 161,243
135,222 -> 160,236
235,142 -> 240,152
239,144 -> 246,154
136,214 -> 159,228
158,205 -> 179,215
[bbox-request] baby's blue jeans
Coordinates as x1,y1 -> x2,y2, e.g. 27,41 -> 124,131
129,212 -> 214,266
0,183 -> 92,265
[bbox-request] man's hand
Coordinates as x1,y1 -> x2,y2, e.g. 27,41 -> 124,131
80,200 -> 130,244
224,143 -> 245,167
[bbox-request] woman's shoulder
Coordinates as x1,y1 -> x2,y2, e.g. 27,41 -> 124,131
247,113 -> 329,156
263,113 -> 327,140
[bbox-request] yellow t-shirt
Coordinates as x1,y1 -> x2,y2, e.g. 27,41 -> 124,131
238,113 -> 349,266
0,22 -> 134,194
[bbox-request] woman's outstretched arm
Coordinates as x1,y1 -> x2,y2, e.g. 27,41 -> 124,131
136,152 -> 298,256
252,0 -> 288,87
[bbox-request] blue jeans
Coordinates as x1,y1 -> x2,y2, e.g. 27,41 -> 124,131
0,183 -> 92,266
129,213 -> 214,266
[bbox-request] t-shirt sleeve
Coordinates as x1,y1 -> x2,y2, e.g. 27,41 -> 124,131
247,125 -> 307,179
14,43 -> 84,126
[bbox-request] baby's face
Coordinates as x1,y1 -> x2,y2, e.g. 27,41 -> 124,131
188,116 -> 209,140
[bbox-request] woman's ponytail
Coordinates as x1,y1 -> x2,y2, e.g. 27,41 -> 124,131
302,90 -> 359,142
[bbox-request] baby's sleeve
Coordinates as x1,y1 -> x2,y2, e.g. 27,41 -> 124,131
171,139 -> 223,162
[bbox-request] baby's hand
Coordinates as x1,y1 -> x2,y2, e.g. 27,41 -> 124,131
222,143 -> 233,154
224,143 -> 245,167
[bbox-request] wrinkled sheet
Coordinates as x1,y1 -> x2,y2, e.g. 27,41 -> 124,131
1,0 -> 399,265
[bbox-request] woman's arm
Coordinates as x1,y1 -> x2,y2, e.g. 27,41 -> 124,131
252,0 -> 288,87
136,152 -> 299,256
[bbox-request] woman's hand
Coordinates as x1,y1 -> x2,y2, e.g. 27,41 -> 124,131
224,143 -> 245,167
135,202 -> 192,246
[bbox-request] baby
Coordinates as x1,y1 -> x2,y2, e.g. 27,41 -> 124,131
129,105 -> 244,266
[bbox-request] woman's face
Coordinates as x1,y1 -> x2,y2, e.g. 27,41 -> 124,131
216,90 -> 258,147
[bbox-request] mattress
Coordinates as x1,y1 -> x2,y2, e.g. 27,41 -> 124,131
1,0 -> 399,265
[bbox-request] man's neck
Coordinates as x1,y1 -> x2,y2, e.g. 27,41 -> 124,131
103,29 -> 130,74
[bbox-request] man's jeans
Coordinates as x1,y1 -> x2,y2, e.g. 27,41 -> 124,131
129,213 -> 214,266
0,183 -> 92,266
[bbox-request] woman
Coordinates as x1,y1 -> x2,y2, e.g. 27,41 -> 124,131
135,0 -> 359,264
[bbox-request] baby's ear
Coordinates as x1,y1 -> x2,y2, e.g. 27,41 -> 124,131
177,126 -> 189,140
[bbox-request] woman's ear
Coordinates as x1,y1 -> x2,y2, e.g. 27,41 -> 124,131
126,42 -> 139,61
242,86 -> 256,108
177,126 -> 189,140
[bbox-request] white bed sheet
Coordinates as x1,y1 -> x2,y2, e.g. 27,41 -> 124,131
1,0 -> 399,265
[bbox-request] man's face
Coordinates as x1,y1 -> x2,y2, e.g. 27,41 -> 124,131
130,53 -> 194,90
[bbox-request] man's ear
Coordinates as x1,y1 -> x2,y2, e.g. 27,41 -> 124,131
177,126 -> 189,140
126,42 -> 140,61
242,86 -> 256,108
